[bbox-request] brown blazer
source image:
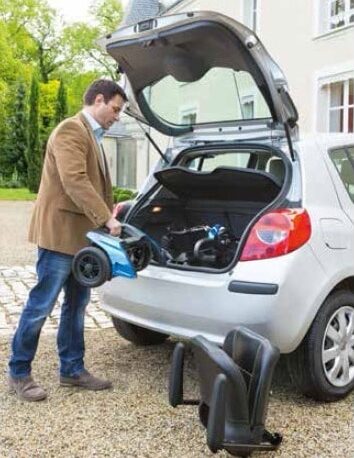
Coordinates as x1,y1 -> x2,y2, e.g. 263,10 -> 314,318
29,112 -> 114,255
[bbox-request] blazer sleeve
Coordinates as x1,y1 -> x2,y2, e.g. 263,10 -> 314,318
52,119 -> 112,227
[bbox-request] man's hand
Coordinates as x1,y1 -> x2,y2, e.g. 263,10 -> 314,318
105,217 -> 122,236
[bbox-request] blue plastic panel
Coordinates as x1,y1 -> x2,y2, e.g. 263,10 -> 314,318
86,231 -> 136,279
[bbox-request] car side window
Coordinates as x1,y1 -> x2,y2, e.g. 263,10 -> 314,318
330,146 -> 354,203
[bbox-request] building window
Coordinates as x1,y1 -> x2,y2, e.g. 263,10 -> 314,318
243,0 -> 259,32
328,79 -> 354,133
241,95 -> 255,119
327,0 -> 354,31
116,138 -> 137,189
180,108 -> 197,125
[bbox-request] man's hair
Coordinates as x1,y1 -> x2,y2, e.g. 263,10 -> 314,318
84,79 -> 128,105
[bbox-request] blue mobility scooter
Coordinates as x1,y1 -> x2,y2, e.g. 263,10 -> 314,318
72,224 -> 153,288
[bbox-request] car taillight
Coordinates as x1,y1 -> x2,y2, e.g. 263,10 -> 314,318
240,208 -> 311,261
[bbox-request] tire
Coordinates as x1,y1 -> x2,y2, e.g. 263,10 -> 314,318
72,246 -> 111,288
112,317 -> 169,346
287,290 -> 354,401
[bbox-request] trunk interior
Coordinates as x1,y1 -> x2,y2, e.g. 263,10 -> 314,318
128,147 -> 287,272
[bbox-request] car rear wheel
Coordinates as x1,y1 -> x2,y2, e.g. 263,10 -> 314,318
287,290 -> 354,401
112,317 -> 169,345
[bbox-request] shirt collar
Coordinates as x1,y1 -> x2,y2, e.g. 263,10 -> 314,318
82,110 -> 105,142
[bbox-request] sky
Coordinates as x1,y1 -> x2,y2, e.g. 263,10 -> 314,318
48,0 -> 129,24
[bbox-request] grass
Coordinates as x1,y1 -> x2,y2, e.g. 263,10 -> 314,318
0,188 -> 37,201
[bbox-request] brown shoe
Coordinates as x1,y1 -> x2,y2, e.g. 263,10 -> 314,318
8,375 -> 47,402
60,369 -> 112,391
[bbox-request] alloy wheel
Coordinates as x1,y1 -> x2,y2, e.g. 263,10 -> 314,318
322,306 -> 354,387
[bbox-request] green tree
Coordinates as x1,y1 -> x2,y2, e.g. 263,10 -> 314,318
0,0 -> 125,189
39,79 -> 59,142
0,80 -> 10,178
55,79 -> 68,124
63,0 -> 123,79
62,70 -> 100,115
0,22 -> 31,179
0,0 -> 73,83
27,73 -> 41,193
89,0 -> 123,33
63,23 -> 116,79
4,82 -> 28,182
0,0 -> 38,64
30,8 -> 70,83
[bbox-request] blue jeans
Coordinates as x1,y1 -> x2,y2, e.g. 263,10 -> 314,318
9,248 -> 90,378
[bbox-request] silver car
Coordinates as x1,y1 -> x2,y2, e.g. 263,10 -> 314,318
100,11 -> 354,401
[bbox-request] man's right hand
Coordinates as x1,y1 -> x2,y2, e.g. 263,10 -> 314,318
105,217 -> 122,236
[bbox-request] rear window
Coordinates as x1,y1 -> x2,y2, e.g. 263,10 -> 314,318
142,68 -> 271,126
185,151 -> 252,171
180,150 -> 286,183
330,146 -> 354,202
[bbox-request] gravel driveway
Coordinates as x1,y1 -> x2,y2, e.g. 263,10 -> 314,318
0,201 -> 353,457
0,201 -> 36,265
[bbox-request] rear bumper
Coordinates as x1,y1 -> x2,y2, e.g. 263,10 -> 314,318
100,245 -> 327,352
101,286 -> 277,346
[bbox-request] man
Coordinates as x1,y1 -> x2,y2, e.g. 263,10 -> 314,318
8,79 -> 127,401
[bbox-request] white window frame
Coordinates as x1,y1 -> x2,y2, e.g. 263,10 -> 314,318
328,79 -> 353,132
315,64 -> 354,132
241,94 -> 255,119
179,106 -> 198,125
317,0 -> 354,35
116,137 -> 137,189
327,0 -> 354,31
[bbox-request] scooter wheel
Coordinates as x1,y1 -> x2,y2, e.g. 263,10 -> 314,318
126,241 -> 152,272
72,246 -> 111,288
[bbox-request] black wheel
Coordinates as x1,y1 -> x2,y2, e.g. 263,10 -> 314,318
287,290 -> 354,401
72,246 -> 111,288
112,317 -> 169,345
126,241 -> 152,272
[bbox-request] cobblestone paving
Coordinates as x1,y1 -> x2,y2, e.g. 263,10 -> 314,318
0,265 -> 112,335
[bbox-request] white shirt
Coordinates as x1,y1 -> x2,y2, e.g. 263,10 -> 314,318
82,110 -> 107,176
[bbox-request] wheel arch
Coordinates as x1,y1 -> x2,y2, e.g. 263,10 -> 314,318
287,278 -> 354,400
329,276 -> 354,295
287,275 -> 354,354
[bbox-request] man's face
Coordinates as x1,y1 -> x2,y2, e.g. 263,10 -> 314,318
93,94 -> 125,129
